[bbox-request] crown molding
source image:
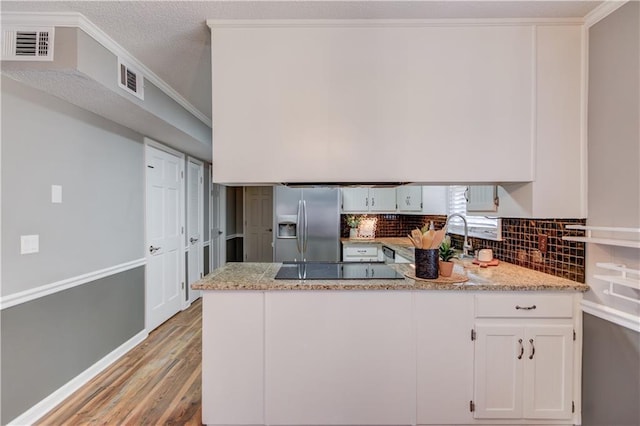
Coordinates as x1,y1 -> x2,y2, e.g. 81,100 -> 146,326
584,0 -> 628,27
207,17 -> 585,30
1,11 -> 212,127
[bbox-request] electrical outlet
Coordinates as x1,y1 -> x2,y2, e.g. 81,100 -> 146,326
538,234 -> 548,254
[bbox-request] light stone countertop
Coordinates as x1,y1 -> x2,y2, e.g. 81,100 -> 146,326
192,260 -> 589,292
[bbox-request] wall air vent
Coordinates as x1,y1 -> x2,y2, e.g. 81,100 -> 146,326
118,58 -> 144,100
2,27 -> 54,61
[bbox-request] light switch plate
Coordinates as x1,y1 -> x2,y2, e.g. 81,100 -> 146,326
51,185 -> 62,203
21,235 -> 39,254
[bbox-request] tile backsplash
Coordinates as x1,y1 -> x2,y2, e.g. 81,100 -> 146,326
341,215 -> 586,282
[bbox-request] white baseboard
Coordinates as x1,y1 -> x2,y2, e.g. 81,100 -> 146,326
8,329 -> 148,426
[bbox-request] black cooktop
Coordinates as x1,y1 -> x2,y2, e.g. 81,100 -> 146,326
274,262 -> 405,280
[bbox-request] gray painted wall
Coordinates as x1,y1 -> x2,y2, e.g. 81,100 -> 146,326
582,3 -> 640,425
1,77 -> 146,423
585,0 -> 640,314
2,27 -> 212,160
582,313 -> 640,426
1,267 -> 145,424
1,76 -> 144,296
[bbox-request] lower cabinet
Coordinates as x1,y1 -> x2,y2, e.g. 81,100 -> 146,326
265,292 -> 415,425
416,293 -> 475,425
472,294 -> 577,423
342,243 -> 383,262
202,292 -> 265,425
202,291 -> 582,426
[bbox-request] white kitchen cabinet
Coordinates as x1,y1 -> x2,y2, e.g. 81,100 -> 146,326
264,292 -> 415,425
342,243 -> 383,262
202,292 -> 265,425
421,186 -> 448,215
473,293 -> 576,421
397,186 -> 422,212
416,293 -> 475,425
341,262 -> 369,278
201,289 -> 583,426
497,25 -> 585,218
342,187 -> 396,212
341,187 -> 370,212
210,22 -> 538,184
370,188 -> 397,211
467,185 -> 499,213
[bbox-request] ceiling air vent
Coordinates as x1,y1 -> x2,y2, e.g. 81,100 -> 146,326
118,59 -> 144,100
2,27 -> 54,61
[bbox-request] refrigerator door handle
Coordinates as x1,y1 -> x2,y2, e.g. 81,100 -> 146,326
303,199 -> 308,258
296,200 -> 303,255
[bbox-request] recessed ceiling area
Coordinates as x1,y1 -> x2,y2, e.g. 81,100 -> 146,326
1,1 -> 604,122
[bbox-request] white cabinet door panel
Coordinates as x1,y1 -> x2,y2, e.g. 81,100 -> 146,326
474,322 -> 575,422
202,292 -> 264,425
342,187 -> 369,212
416,293 -> 475,425
265,291 -> 415,425
523,325 -> 574,420
370,187 -> 397,211
397,186 -> 422,212
473,324 -> 524,419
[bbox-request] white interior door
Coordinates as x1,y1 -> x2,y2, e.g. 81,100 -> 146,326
210,181 -> 223,270
145,142 -> 184,332
186,157 -> 204,305
245,186 -> 273,262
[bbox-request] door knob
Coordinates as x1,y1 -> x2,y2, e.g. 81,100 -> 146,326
149,245 -> 161,253
190,237 -> 199,243
267,228 -> 272,232
218,230 -> 223,235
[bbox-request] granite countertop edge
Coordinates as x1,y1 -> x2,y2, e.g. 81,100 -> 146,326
192,260 -> 589,293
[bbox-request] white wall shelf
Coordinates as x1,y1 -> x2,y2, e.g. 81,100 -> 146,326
594,263 -> 640,305
562,225 -> 640,248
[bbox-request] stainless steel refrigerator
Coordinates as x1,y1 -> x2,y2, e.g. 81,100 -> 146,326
274,186 -> 340,262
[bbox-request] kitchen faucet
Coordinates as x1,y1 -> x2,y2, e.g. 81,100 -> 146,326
445,213 -> 473,258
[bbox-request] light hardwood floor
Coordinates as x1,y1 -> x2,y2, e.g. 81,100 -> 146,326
37,299 -> 202,425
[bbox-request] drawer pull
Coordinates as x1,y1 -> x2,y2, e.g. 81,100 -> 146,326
517,338 -> 524,359
529,338 -> 535,359
515,305 -> 537,310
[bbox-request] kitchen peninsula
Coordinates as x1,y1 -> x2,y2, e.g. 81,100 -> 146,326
193,258 -> 587,426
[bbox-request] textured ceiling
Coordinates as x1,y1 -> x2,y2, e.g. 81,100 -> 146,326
1,1 -> 603,122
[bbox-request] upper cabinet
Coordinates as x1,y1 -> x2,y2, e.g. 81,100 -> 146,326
341,186 -> 444,214
370,188 -> 397,212
497,25 -> 585,218
342,187 -> 396,212
467,185 -> 499,213
209,20 -> 585,218
210,21 -> 543,184
396,186 -> 422,212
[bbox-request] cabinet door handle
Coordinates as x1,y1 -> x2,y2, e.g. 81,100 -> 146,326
517,338 -> 524,359
515,305 -> 537,310
371,197 -> 375,207
529,338 -> 535,359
